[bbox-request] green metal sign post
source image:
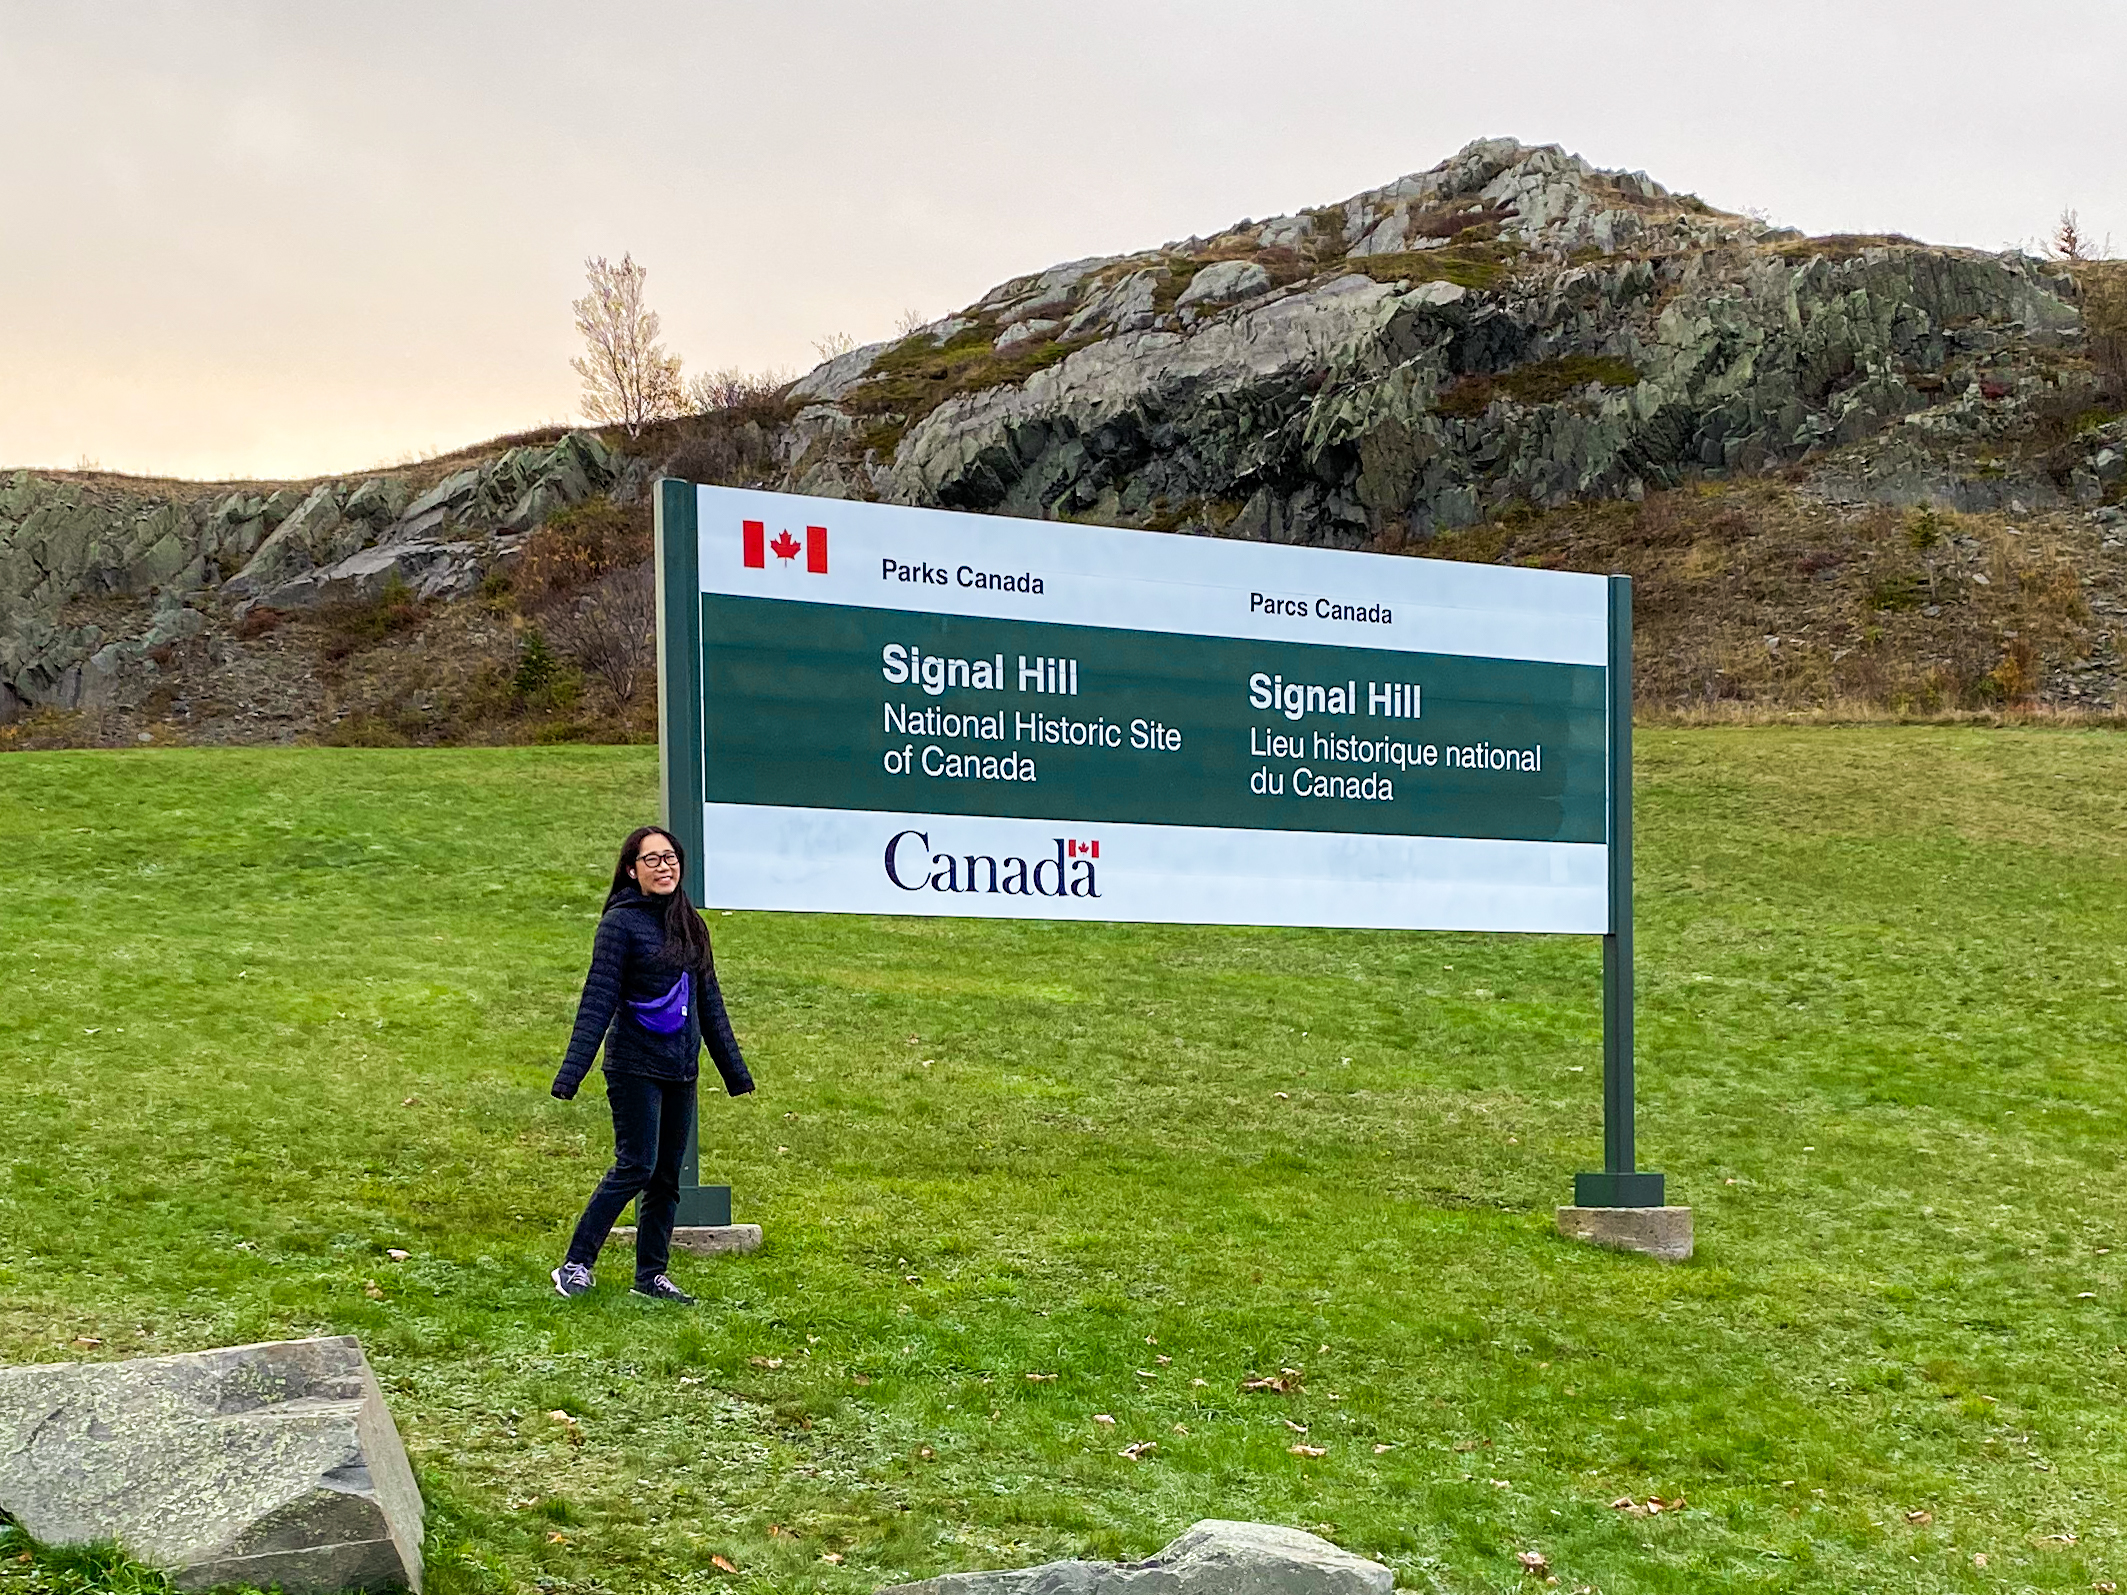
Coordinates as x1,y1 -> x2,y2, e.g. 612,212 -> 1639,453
653,478 -> 728,1228
1573,575 -> 1663,1209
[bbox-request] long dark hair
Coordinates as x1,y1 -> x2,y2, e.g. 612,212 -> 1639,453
605,826 -> 712,973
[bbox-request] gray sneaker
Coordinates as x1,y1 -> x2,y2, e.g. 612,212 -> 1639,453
552,1262 -> 594,1298
631,1273 -> 697,1305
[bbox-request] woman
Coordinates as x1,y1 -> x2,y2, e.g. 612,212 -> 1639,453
550,826 -> 753,1303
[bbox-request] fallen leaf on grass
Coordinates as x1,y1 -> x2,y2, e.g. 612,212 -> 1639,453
1241,1368 -> 1303,1394
1093,1413 -> 1116,1425
918,1445 -> 935,1460
1517,1550 -> 1551,1576
819,1553 -> 844,1566
385,1249 -> 410,1261
1172,1423 -> 1190,1435
904,1274 -> 922,1284
1191,1378 -> 1208,1388
1156,1354 -> 1171,1365
712,1555 -> 739,1574
1119,1440 -> 1157,1461
678,1375 -> 702,1385
2038,1533 -> 2079,1545
1284,1420 -> 1309,1433
547,1532 -> 569,1545
71,1337 -> 102,1348
363,1281 -> 386,1300
401,1096 -> 419,1106
1024,1372 -> 1057,1382
768,1525 -> 794,1540
1905,1510 -> 1932,1525
1491,1479 -> 1512,1489
1972,1554 -> 1987,1568
1135,1369 -> 1158,1379
1289,1443 -> 1327,1458
1454,1439 -> 1485,1452
749,1357 -> 784,1369
852,1375 -> 871,1386
1374,1443 -> 1396,1454
1273,1091 -> 1289,1100
2091,1582 -> 2115,1593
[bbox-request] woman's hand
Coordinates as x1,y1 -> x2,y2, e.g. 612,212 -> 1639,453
551,1079 -> 577,1101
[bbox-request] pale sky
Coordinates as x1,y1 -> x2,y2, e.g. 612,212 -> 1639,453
5,1 -> 2122,482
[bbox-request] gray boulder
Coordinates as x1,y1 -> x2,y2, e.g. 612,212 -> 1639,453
254,537 -> 496,611
1063,269 -> 1160,340
882,1521 -> 1392,1595
0,1335 -> 423,1593
225,483 -> 352,597
789,340 -> 894,403
995,318 -> 1061,352
1177,260 -> 1272,310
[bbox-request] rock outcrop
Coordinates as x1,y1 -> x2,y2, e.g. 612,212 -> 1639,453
0,431 -> 620,717
0,1335 -> 424,1593
5,136 -> 2124,735
880,1520 -> 1393,1595
779,138 -> 2112,555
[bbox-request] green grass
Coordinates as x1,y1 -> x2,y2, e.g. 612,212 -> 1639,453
1343,247 -> 1515,294
2,732 -> 2125,1595
843,324 -> 1094,458
1437,357 -> 1643,420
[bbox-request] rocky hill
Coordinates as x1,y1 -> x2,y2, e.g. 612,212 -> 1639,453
5,138 -> 2124,746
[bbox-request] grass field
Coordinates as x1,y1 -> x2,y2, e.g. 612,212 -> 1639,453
2,732 -> 2124,1595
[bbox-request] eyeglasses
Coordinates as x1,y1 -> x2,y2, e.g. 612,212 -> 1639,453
635,850 -> 680,869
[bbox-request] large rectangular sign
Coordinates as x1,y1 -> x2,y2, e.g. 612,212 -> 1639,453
667,484 -> 1619,934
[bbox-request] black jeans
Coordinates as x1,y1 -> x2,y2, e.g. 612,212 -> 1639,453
565,1072 -> 697,1286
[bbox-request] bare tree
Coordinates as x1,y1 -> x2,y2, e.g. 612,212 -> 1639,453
2052,209 -> 2088,263
571,254 -> 684,437
812,330 -> 857,361
893,307 -> 929,336
550,561 -> 656,708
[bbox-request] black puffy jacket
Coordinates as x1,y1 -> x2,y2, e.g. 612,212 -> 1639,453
551,888 -> 753,1099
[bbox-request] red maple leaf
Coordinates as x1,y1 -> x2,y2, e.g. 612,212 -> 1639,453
769,530 -> 801,561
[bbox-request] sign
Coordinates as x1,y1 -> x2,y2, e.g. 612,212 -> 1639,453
652,478 -> 1660,1209
669,483 -> 1616,934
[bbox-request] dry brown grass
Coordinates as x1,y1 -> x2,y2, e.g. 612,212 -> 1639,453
512,499 -> 652,610
2075,260 -> 2127,402
1421,481 -> 2122,715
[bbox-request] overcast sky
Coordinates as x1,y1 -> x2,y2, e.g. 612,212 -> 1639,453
4,1 -> 2122,482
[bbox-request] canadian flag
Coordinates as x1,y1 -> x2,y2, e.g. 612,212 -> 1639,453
743,520 -> 827,573
1067,839 -> 1100,859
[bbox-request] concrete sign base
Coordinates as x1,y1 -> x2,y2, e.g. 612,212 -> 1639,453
607,1223 -> 763,1258
1555,1205 -> 1694,1262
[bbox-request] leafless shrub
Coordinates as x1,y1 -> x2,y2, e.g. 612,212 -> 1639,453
685,365 -> 792,414
549,561 -> 656,708
812,330 -> 857,361
515,500 -> 652,609
2051,208 -> 2089,263
893,307 -> 929,336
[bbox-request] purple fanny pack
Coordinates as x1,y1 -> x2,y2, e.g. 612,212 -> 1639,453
628,970 -> 691,1035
